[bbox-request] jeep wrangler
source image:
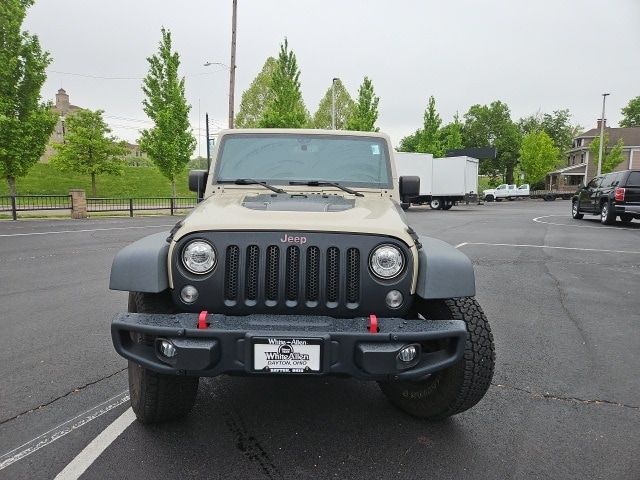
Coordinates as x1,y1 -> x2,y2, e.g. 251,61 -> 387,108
109,129 -> 495,423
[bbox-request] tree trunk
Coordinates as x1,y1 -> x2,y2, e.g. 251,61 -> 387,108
505,165 -> 514,184
91,173 -> 97,197
7,176 -> 17,196
171,178 -> 176,198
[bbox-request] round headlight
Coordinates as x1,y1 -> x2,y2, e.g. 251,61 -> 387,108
182,240 -> 216,274
370,244 -> 404,279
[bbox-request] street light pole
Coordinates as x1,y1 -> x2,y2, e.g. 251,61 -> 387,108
597,93 -> 610,176
228,0 -> 238,129
331,77 -> 339,130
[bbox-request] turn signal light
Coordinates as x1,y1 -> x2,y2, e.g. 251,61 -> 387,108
615,187 -> 625,202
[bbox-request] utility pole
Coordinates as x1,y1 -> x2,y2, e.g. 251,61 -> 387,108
331,77 -> 339,130
205,113 -> 211,169
228,0 -> 238,129
597,93 -> 610,176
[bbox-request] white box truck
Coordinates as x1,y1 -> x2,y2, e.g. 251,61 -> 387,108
395,152 -> 479,210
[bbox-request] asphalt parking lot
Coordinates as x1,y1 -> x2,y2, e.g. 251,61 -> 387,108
0,201 -> 638,480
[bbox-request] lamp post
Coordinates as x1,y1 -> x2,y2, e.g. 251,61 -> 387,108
331,77 -> 339,130
228,0 -> 238,129
597,93 -> 610,176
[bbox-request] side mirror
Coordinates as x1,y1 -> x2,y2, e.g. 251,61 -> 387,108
189,170 -> 208,198
399,175 -> 420,200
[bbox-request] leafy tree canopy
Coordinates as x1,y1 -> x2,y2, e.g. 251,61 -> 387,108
519,131 -> 559,184
620,96 -> 640,128
235,57 -> 277,128
345,76 -> 379,132
463,101 -> 521,182
311,78 -> 354,130
416,96 -> 442,155
0,0 -> 58,195
50,109 -> 127,196
589,133 -> 625,174
518,109 -> 576,154
139,27 -> 195,196
259,39 -> 309,128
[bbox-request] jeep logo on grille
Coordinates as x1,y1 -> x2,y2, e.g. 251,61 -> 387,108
280,234 -> 307,244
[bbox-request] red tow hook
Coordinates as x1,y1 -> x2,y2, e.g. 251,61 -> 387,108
368,314 -> 378,333
198,311 -> 209,330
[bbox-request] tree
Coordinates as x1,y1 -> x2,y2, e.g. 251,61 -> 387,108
0,0 -> 58,195
398,130 -> 420,152
259,39 -> 309,128
620,96 -> 640,128
311,78 -> 354,129
416,96 -> 442,155
519,109 -> 575,155
50,110 -> 127,196
519,131 -> 559,184
589,134 -> 625,174
235,57 -> 277,128
139,27 -> 195,197
463,101 -> 521,182
440,112 -> 464,155
345,76 -> 379,132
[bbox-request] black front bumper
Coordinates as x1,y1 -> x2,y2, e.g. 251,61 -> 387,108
111,313 -> 467,381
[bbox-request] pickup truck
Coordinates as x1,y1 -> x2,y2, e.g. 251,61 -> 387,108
572,169 -> 640,224
483,184 -> 530,201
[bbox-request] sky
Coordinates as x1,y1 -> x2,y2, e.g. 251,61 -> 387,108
24,0 -> 640,153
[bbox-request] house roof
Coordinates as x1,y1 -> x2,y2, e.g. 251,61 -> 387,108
577,126 -> 640,146
548,163 -> 586,176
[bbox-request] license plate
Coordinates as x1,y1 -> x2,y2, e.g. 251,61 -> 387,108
253,337 -> 322,373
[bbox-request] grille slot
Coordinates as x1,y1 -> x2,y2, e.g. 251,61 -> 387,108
306,246 -> 320,302
285,246 -> 300,302
265,245 -> 280,301
224,245 -> 240,300
346,248 -> 360,303
245,245 -> 260,300
326,247 -> 340,303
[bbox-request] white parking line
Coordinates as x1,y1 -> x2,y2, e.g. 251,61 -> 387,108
0,224 -> 173,238
0,391 -> 129,471
54,408 -> 135,480
457,242 -> 640,255
533,215 -> 640,231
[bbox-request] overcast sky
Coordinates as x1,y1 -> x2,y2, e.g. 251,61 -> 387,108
25,0 -> 640,152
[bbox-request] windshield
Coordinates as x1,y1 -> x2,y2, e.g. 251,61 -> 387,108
214,134 -> 392,189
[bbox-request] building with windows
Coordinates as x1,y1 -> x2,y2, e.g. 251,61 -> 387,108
40,89 -> 145,163
546,120 -> 640,189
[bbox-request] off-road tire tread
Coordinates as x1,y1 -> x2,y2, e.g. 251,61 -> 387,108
379,297 -> 495,420
127,291 -> 199,424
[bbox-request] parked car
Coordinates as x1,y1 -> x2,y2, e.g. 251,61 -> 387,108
572,170 -> 640,224
109,129 -> 495,424
483,184 -> 517,201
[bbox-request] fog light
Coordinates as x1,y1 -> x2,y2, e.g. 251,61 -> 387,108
385,290 -> 403,308
159,339 -> 177,358
180,285 -> 198,304
398,345 -> 417,363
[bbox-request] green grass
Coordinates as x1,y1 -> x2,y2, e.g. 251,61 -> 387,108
1,164 -> 192,197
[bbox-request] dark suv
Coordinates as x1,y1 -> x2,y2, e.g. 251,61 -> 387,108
572,170 -> 640,224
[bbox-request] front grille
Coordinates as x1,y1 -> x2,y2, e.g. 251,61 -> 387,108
222,243 -> 361,308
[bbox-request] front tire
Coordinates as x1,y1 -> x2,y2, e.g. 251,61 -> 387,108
572,200 -> 584,219
600,201 -> 615,225
401,202 -> 410,211
127,292 -> 199,423
379,297 -> 495,420
429,198 -> 442,210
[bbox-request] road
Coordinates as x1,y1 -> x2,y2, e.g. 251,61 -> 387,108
0,202 -> 639,479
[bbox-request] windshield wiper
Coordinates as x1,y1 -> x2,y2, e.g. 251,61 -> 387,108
289,180 -> 364,197
233,179 -> 287,194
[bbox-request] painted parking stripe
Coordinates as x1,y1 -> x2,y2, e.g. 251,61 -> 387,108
533,215 -> 640,231
54,408 -> 135,480
0,224 -> 173,238
0,391 -> 129,471
457,242 -> 640,255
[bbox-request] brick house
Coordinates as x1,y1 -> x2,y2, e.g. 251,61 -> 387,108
546,119 -> 640,189
40,88 -> 145,163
